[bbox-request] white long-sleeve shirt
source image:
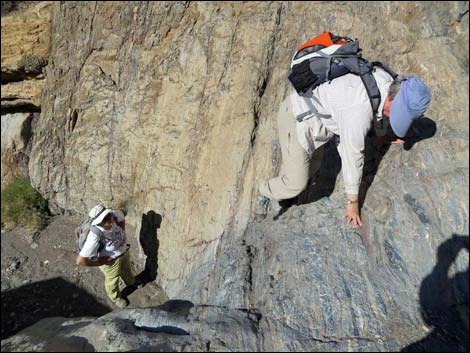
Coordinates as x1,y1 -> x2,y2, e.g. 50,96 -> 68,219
292,68 -> 394,195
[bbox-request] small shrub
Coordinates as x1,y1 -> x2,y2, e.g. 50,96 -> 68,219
18,54 -> 47,74
1,177 -> 49,231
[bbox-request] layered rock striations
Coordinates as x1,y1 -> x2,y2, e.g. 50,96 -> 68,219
1,1 -> 469,351
29,1 -> 284,297
1,2 -> 51,186
1,1 -> 50,109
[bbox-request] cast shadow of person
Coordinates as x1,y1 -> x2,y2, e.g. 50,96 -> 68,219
402,234 -> 469,352
122,211 -> 162,299
137,210 -> 162,284
277,117 -> 437,219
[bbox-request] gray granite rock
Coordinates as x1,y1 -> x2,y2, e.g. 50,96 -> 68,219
1,113 -> 35,187
1,301 -> 260,352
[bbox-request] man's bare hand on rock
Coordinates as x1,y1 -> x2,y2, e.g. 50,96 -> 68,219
342,196 -> 363,228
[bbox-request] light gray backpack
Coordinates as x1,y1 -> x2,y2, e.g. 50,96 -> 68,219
75,217 -> 105,252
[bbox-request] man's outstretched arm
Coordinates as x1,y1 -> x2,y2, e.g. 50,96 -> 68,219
336,104 -> 371,228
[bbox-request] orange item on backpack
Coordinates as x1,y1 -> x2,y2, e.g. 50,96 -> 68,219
297,32 -> 349,52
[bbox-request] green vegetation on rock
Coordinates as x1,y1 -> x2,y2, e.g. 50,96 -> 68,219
1,177 -> 49,231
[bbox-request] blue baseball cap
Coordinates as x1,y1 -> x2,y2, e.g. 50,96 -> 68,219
390,76 -> 431,138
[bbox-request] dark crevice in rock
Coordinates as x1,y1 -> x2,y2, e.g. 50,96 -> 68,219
197,303 -> 229,309
20,113 -> 34,146
1,54 -> 47,83
2,97 -> 24,101
136,325 -> 190,336
88,2 -> 97,43
258,4 -> 282,99
70,109 -> 78,132
245,244 -> 255,294
457,8 -> 469,22
257,77 -> 268,99
250,3 -> 282,149
1,72 -> 44,84
72,3 -> 98,88
170,1 -> 190,24
0,105 -> 41,114
244,308 -> 263,322
218,17 -> 239,87
95,64 -> 117,88
251,106 -> 260,148
403,193 -> 432,225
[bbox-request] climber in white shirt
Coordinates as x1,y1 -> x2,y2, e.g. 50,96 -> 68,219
255,68 -> 431,228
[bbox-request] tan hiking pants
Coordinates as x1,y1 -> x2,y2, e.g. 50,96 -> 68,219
259,96 -> 323,201
99,250 -> 135,301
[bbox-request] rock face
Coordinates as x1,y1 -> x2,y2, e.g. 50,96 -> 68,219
212,205 -> 469,351
1,1 -> 51,110
2,1 -> 469,351
1,2 -> 51,187
0,113 -> 36,187
29,1 -> 285,296
1,300 -> 261,352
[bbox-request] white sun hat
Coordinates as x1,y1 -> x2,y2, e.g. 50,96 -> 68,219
89,204 -> 113,226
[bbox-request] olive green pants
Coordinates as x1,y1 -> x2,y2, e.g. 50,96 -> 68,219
99,251 -> 135,301
259,97 -> 323,201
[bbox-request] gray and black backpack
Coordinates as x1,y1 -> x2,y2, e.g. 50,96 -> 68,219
288,32 -> 398,120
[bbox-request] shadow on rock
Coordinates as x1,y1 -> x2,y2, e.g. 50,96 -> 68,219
359,116 -> 436,207
121,211 -> 162,301
158,299 -> 195,315
274,140 -> 341,220
297,140 -> 341,207
358,130 -> 391,208
135,211 -> 162,286
284,132 -> 384,215
403,117 -> 437,151
1,277 -> 111,340
402,234 -> 469,352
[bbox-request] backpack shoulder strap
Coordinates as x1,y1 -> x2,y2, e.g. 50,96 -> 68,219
372,61 -> 398,80
89,225 -> 106,252
360,72 -> 382,118
362,62 -> 398,118
90,225 -> 103,237
357,61 -> 395,117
